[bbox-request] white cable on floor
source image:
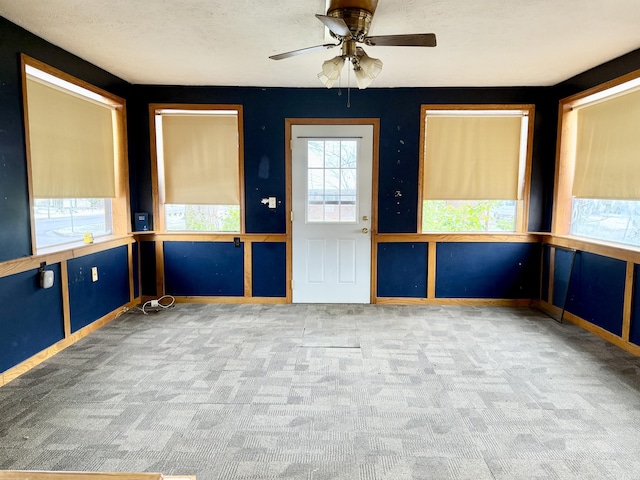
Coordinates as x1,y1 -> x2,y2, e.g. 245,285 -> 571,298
141,294 -> 176,314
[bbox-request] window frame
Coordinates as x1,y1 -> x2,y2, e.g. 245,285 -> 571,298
417,104 -> 535,234
149,104 -> 245,234
553,69 -> 640,247
21,54 -> 130,254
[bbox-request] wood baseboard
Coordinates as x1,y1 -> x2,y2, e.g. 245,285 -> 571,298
533,300 -> 640,357
0,298 -> 141,388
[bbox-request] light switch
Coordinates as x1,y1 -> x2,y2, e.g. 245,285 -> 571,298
268,197 -> 276,209
91,266 -> 98,282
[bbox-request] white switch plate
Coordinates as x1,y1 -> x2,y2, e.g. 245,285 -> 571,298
91,266 -> 98,282
268,197 -> 276,208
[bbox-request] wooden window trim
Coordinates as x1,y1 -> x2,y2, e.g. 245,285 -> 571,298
20,54 -> 130,255
553,67 -> 640,236
417,104 -> 535,234
149,104 -> 245,234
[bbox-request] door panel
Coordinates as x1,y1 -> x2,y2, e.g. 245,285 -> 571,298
291,124 -> 373,303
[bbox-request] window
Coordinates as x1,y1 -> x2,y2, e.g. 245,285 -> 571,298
21,55 -> 129,251
151,106 -> 243,233
307,139 -> 357,223
555,73 -> 640,247
418,105 -> 534,233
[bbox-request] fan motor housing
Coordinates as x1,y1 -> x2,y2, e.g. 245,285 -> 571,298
327,0 -> 377,40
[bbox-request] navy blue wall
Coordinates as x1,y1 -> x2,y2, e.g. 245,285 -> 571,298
0,17 -> 130,263
377,242 -> 428,298
132,242 -> 140,299
139,241 -> 157,297
554,250 -> 626,336
164,242 -> 244,296
252,242 -> 287,297
436,243 -> 540,299
541,244 -> 551,303
128,86 -> 555,236
0,18 -> 133,374
67,246 -> 131,333
0,264 -> 64,373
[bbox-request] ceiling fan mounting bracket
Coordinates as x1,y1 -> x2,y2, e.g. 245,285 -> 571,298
327,8 -> 373,42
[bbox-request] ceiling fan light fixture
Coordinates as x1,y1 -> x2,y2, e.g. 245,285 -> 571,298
352,50 -> 382,89
317,55 -> 345,88
358,51 -> 383,78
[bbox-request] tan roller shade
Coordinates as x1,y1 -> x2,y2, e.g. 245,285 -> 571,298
161,114 -> 240,205
423,115 -> 523,200
573,89 -> 640,199
26,77 -> 116,198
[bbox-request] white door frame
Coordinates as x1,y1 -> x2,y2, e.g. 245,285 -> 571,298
285,118 -> 380,303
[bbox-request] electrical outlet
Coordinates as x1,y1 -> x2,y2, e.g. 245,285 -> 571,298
91,266 -> 98,282
268,197 -> 276,209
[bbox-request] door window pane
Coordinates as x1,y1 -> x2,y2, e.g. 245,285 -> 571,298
306,140 -> 358,223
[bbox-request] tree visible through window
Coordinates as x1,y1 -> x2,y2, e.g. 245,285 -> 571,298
419,105 -> 533,233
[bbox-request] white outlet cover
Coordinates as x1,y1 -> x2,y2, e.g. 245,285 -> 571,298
91,266 -> 98,282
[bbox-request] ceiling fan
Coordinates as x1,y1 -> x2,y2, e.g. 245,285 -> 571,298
269,0 -> 437,89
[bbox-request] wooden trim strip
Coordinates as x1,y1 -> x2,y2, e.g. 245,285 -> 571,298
0,298 -> 140,387
427,241 -> 436,298
148,104 -> 163,232
20,55 -> 37,255
548,246 -> 556,305
0,236 -> 134,280
375,298 -> 532,307
536,300 -> 640,357
138,233 -> 287,243
375,233 -> 540,243
622,261 -> 635,342
128,243 -> 135,302
60,261 -> 71,338
0,472 -> 163,480
172,296 -> 287,305
543,234 -> 640,264
244,241 -> 252,297
155,241 -> 165,297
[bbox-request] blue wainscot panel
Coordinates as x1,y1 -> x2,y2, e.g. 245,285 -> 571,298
68,246 -> 130,333
630,264 -> 640,346
541,244 -> 551,303
552,248 -> 575,309
558,251 -> 625,337
139,241 -> 157,297
436,242 -> 540,298
252,242 -> 286,297
377,242 -> 427,298
164,242 -> 244,296
0,264 -> 64,373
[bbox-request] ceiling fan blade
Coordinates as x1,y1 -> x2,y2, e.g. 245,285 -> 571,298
315,14 -> 352,38
365,33 -> 437,47
269,43 -> 339,60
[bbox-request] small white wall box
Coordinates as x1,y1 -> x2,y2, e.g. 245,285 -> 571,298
40,269 -> 54,289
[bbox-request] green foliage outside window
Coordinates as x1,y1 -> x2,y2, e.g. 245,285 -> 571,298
422,200 -> 516,232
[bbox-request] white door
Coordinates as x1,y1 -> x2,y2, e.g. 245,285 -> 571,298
291,124 -> 373,303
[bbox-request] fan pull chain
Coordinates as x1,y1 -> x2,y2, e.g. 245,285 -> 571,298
347,63 -> 351,108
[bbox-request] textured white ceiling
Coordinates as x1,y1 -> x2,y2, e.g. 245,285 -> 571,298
1,0 -> 640,88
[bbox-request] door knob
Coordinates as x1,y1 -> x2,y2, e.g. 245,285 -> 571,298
362,227 -> 369,234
